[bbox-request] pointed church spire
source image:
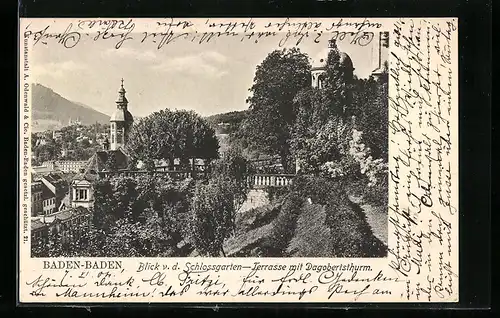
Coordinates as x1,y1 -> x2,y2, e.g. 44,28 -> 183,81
116,78 -> 128,108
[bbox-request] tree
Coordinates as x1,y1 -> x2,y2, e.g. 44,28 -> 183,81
111,176 -> 139,220
324,40 -> 354,118
92,179 -> 116,231
241,48 -> 311,172
126,116 -> 161,170
292,116 -> 355,176
351,76 -> 389,160
191,178 -> 236,257
210,147 -> 251,211
127,109 -> 219,171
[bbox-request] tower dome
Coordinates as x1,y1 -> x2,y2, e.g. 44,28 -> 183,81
310,40 -> 354,88
339,52 -> 353,71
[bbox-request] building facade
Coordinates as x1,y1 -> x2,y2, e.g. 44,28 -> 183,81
31,180 -> 43,216
40,173 -> 69,212
310,39 -> 355,88
41,183 -> 56,215
55,160 -> 89,173
70,177 -> 95,209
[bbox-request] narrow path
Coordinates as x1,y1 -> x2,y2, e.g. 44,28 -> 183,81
238,189 -> 269,214
348,194 -> 388,246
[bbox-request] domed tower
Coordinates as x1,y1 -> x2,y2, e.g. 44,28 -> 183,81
110,79 -> 134,151
311,47 -> 329,89
310,39 -> 354,89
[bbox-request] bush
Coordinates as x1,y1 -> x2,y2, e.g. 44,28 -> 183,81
265,186 -> 290,203
190,178 -> 236,257
324,182 -> 386,257
362,171 -> 388,208
290,175 -> 332,205
265,193 -> 303,256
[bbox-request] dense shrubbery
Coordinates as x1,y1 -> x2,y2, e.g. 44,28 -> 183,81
190,148 -> 251,256
33,174 -> 197,258
265,186 -> 290,203
190,178 -> 236,257
265,193 -> 303,256
303,177 -> 386,257
290,175 -> 334,206
288,175 -> 386,257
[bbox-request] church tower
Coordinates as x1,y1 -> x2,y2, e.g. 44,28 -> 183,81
110,79 -> 134,150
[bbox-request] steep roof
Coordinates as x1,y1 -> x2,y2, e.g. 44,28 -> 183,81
41,183 -> 55,201
31,219 -> 48,231
72,148 -> 130,182
42,173 -> 69,193
95,148 -> 129,170
72,153 -> 100,182
110,109 -> 133,123
32,206 -> 90,224
42,173 -> 63,184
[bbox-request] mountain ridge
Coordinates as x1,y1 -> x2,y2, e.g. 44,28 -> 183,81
31,83 -> 110,132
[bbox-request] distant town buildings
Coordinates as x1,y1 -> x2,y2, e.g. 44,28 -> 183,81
31,173 -> 70,216
68,117 -> 82,126
55,160 -> 89,173
41,184 -> 56,215
40,173 -> 69,210
33,160 -> 89,174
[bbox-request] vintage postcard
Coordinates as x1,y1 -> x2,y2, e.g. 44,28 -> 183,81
18,17 -> 458,303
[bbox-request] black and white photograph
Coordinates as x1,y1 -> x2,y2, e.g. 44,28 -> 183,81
29,30 -> 389,259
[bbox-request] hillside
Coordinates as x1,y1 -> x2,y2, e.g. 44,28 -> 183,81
31,83 -> 110,132
205,110 -> 248,134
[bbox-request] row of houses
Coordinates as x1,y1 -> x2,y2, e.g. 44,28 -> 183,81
31,172 -> 92,244
31,173 -> 70,216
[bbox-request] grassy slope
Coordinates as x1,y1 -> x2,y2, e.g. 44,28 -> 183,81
286,203 -> 333,257
224,189 -> 387,258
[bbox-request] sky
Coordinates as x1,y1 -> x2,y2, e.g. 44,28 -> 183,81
32,32 -> 383,118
